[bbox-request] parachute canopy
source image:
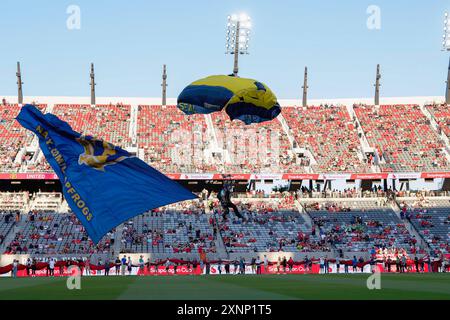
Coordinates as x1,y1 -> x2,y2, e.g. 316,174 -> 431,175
177,75 -> 281,125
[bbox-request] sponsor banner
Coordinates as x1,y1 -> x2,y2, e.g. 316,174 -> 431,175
420,172 -> 450,179
252,174 -> 282,180
4,265 -> 201,277
389,172 -> 421,180
2,262 -> 444,277
206,264 -> 321,275
0,173 -> 58,180
137,265 -> 201,276
265,264 -> 320,274
212,174 -> 252,180
1,171 -> 448,181
322,173 -> 351,180
180,173 -> 214,180
281,173 -> 320,180
350,173 -> 388,180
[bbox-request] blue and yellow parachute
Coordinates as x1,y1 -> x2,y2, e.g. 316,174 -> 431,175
177,75 -> 281,125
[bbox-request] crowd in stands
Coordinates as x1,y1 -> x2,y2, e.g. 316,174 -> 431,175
137,105 -> 218,173
306,200 -> 423,254
120,200 -> 216,254
282,105 -> 369,173
214,200 -> 331,253
0,190 -> 449,270
1,102 -> 449,174
0,211 -> 18,246
354,104 -> 449,172
400,196 -> 450,255
3,210 -> 113,255
211,112 -> 307,173
0,104 -> 41,172
0,192 -> 29,211
425,103 -> 450,137
53,103 -> 132,146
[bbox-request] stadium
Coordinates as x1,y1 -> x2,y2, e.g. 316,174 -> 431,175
0,1 -> 449,304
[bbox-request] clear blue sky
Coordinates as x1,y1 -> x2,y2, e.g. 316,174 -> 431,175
0,0 -> 449,99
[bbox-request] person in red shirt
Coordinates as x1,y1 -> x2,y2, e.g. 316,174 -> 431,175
287,257 -> 294,272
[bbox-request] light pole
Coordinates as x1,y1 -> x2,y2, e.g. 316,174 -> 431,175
16,62 -> 23,105
226,13 -> 251,76
162,64 -> 167,106
90,63 -> 96,106
374,64 -> 381,106
442,12 -> 450,104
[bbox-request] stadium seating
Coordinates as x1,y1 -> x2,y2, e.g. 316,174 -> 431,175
354,104 -> 448,172
306,200 -> 420,253
137,105 -> 218,173
211,112 -> 307,173
216,200 -> 330,253
425,103 -> 450,138
0,191 -> 449,260
120,200 -> 216,254
1,103 -> 449,175
53,103 -> 131,146
0,212 -> 16,246
0,104 -> 46,172
282,105 -> 369,173
3,211 -> 113,255
121,211 -> 164,253
0,192 -> 29,211
403,198 -> 450,255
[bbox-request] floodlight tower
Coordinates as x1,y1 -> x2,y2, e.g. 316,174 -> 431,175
442,12 -> 450,104
302,67 -> 308,107
90,63 -> 96,106
162,64 -> 167,106
374,64 -> 381,106
16,62 -> 23,105
226,13 -> 251,76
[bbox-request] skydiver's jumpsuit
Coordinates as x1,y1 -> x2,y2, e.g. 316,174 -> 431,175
219,188 -> 243,220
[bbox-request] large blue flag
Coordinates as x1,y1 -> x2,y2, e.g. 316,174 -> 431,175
16,104 -> 197,244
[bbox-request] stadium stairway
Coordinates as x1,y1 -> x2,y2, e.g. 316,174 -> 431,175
214,230 -> 228,259
300,201 -> 334,252
277,113 -> 297,149
203,114 -> 226,169
204,200 -> 228,259
0,220 -> 23,254
112,224 -> 124,258
420,104 -> 450,162
347,104 -> 383,172
205,113 -> 234,167
278,112 -> 318,167
294,200 -> 313,228
390,200 -> 431,253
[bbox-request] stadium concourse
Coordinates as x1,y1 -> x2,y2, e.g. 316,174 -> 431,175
0,96 -> 449,277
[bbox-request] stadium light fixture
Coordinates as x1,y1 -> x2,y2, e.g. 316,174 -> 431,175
226,13 -> 251,76
442,12 -> 450,51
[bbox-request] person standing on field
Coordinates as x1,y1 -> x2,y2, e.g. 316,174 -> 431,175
256,256 -> 261,275
139,255 -> 145,276
121,255 -> 127,275
127,257 -> 133,275
115,257 -> 121,275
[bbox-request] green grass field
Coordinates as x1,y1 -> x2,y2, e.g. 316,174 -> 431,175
0,274 -> 449,300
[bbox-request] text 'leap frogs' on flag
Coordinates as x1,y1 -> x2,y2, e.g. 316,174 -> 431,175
16,104 -> 197,244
